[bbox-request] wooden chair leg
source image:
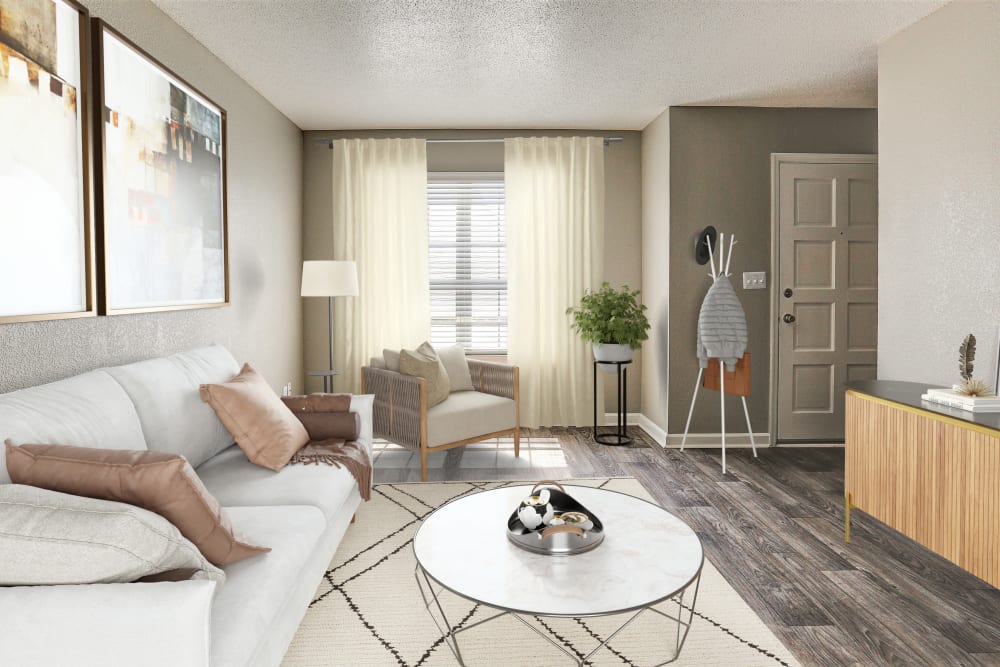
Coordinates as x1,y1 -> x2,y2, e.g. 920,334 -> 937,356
514,428 -> 521,458
420,446 -> 428,482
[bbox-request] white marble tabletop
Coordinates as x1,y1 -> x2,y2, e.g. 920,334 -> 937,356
413,485 -> 703,617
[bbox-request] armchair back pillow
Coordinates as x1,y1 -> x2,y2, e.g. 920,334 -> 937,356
199,363 -> 310,471
399,342 -> 450,407
5,441 -> 268,565
435,344 -> 475,392
383,349 -> 401,372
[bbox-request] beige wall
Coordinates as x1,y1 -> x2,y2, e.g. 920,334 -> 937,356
878,1 -> 1000,387
666,107 -> 877,436
301,129 -> 643,415
639,109 -> 670,433
0,0 -> 304,394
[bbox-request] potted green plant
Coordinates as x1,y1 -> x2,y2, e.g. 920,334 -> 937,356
566,283 -> 650,368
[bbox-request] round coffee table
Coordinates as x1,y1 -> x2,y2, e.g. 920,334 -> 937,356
413,485 -> 704,666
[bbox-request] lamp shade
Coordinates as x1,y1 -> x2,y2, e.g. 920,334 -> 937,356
301,261 -> 359,297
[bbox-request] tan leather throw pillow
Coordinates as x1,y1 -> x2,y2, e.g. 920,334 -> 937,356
280,395 -> 360,441
4,441 -> 268,565
200,363 -> 310,471
399,342 -> 450,408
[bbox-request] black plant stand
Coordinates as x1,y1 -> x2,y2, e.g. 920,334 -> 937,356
593,360 -> 633,446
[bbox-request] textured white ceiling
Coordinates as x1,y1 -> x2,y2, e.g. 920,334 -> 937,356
149,0 -> 946,130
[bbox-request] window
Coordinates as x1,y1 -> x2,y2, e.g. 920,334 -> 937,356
428,173 -> 506,354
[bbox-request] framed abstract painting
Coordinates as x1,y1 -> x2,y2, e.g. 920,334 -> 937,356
0,0 -> 96,323
93,20 -> 229,315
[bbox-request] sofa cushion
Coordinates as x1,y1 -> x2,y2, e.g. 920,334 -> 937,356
427,390 -> 517,447
211,505 -> 325,667
198,445 -> 358,523
369,356 -> 386,370
0,370 -> 147,484
200,363 -> 310,472
6,443 -> 270,565
105,345 -> 240,469
0,484 -> 223,585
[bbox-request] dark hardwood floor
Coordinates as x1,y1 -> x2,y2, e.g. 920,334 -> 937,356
373,428 -> 1000,666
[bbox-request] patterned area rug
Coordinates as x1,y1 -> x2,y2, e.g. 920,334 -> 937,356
283,479 -> 800,666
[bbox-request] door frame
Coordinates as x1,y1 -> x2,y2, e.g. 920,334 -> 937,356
768,153 -> 878,446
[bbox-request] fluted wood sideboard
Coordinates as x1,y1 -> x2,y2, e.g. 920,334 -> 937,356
845,381 -> 1000,587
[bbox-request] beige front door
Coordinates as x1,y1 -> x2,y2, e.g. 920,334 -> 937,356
774,155 -> 877,442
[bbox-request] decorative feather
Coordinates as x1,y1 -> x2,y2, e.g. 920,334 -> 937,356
959,334 -> 976,381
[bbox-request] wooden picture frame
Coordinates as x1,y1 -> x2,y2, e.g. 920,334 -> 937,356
0,0 -> 96,324
92,19 -> 229,315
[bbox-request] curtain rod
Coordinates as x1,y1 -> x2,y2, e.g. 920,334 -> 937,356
313,136 -> 623,148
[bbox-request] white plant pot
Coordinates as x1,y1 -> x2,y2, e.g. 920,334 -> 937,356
593,343 -> 633,373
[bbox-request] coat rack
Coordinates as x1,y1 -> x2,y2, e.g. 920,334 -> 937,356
680,232 -> 757,474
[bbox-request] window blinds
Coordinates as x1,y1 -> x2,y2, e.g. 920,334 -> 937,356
428,173 -> 507,354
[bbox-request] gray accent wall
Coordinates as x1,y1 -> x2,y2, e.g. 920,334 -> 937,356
666,107 -> 877,435
0,0 -> 304,394
301,129 -> 643,414
878,1 -> 1000,388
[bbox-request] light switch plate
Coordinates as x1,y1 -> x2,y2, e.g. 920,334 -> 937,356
742,271 -> 767,289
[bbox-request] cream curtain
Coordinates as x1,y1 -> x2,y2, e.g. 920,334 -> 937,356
504,136 -> 605,427
332,138 -> 429,392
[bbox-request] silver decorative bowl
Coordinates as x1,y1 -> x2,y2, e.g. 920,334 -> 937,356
507,482 -> 604,555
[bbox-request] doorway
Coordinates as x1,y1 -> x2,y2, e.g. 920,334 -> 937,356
770,154 -> 878,443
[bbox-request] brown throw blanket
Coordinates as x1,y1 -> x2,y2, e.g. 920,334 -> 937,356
281,394 -> 371,501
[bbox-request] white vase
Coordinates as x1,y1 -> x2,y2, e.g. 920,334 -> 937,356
593,343 -> 633,373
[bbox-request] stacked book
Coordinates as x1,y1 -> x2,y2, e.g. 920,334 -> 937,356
921,387 -> 1000,413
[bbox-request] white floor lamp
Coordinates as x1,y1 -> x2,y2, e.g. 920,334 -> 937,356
301,260 -> 359,393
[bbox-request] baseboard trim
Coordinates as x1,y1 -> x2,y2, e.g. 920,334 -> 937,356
636,414 -> 666,447
625,412 -> 845,449
664,432 -> 770,448
602,412 -> 642,427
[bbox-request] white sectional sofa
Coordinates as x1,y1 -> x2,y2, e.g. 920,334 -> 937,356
0,345 -> 372,667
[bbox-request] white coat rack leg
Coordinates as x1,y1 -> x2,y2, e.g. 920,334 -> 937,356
679,368 -> 704,452
741,396 -> 757,457
719,363 -> 727,474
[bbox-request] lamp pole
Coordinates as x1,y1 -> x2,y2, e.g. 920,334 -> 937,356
328,296 -> 334,380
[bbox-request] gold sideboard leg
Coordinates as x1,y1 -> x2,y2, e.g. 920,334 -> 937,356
845,492 -> 852,544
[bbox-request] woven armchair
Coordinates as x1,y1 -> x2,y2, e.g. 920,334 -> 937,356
361,359 -> 520,481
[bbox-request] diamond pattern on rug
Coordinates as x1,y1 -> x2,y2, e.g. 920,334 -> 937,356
282,479 -> 800,667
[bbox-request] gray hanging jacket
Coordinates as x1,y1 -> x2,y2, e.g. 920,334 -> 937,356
697,276 -> 747,371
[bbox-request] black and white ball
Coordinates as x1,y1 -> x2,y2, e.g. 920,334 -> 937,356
517,489 -> 555,530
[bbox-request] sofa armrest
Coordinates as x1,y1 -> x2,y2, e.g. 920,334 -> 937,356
467,359 -> 519,401
361,367 -> 425,449
0,580 -> 216,667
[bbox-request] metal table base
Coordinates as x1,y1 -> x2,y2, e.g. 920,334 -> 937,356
415,564 -> 701,666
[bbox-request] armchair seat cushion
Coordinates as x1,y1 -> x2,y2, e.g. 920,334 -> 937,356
427,391 -> 516,447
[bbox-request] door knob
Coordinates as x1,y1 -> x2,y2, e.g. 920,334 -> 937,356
783,288 -> 793,298
783,313 -> 796,323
